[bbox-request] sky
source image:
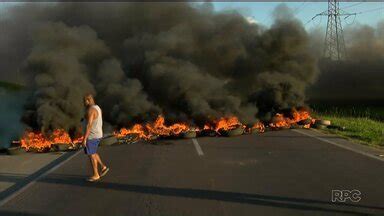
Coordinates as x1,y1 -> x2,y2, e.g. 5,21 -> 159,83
0,1 -> 383,30
210,1 -> 384,30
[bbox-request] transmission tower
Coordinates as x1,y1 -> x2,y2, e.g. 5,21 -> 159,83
310,0 -> 357,61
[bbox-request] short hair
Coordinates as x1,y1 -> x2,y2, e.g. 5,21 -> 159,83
84,93 -> 94,100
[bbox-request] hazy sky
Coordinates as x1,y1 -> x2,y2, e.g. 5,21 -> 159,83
0,1 -> 383,30
211,2 -> 384,29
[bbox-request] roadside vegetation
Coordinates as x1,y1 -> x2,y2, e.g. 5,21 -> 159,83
311,104 -> 384,147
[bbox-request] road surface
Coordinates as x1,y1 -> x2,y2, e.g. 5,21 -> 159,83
0,129 -> 383,216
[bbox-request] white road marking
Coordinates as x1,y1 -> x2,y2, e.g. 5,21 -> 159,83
192,138 -> 204,156
293,129 -> 384,162
0,150 -> 82,207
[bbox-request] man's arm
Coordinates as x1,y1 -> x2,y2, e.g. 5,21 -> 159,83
82,107 -> 97,146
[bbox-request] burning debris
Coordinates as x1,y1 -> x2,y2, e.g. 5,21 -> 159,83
0,3 -> 323,154
251,122 -> 265,133
114,115 -> 246,140
19,129 -> 82,152
114,115 -> 189,140
1,3 -> 317,132
114,108 -> 315,139
11,107 -> 323,154
269,107 -> 314,129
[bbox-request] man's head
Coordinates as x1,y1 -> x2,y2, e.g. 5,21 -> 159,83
84,93 -> 95,107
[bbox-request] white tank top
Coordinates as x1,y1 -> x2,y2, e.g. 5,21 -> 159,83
88,105 -> 103,139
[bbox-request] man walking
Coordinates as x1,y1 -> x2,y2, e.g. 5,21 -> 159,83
82,93 -> 109,182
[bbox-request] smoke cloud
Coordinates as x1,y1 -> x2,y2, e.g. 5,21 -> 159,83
308,21 -> 384,104
0,3 -> 317,132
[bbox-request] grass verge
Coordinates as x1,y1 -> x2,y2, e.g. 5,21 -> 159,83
312,114 -> 384,147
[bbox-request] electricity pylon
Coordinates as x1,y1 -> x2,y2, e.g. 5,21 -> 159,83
311,0 -> 356,61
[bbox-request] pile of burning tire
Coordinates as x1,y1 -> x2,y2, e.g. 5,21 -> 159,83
6,108 -> 338,156
5,142 -> 80,155
5,136 -> 125,156
3,121 -> 300,155
7,131 -> 145,155
5,120 -> 333,156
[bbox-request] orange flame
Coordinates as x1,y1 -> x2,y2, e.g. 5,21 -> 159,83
269,108 -> 313,129
252,122 -> 265,133
19,108 -> 315,152
214,116 -> 242,132
20,129 -> 82,152
201,116 -> 242,132
146,116 -> 189,136
115,116 -> 246,139
114,115 -> 189,140
114,124 -> 148,139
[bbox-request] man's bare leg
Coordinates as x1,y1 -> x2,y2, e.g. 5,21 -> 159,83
94,153 -> 107,170
89,154 -> 100,179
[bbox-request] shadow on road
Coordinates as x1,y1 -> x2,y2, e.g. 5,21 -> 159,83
0,151 -> 77,201
0,173 -> 26,183
36,174 -> 383,215
0,210 -> 44,216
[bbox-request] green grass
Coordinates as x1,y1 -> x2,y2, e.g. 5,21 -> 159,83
311,104 -> 384,122
312,105 -> 384,147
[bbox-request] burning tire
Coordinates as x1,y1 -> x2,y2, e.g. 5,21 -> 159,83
221,127 -> 244,137
6,147 -> 26,155
118,133 -> 140,145
298,118 -> 312,125
290,125 -> 304,129
199,129 -> 217,137
251,127 -> 265,134
71,143 -> 82,150
251,128 -> 260,134
99,136 -> 118,146
315,120 -> 331,126
52,143 -> 70,151
181,131 -> 197,139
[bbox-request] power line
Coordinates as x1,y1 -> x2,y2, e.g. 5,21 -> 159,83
293,0 -> 309,15
354,6 -> 384,15
304,14 -> 322,26
340,1 -> 365,10
344,13 -> 357,25
323,0 -> 349,61
305,2 -> 384,27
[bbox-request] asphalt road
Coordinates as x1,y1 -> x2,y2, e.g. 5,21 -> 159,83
1,129 -> 384,216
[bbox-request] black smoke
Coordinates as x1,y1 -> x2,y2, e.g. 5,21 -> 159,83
0,3 -> 317,132
308,21 -> 384,104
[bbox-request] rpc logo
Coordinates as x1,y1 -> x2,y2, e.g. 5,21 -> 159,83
331,190 -> 361,202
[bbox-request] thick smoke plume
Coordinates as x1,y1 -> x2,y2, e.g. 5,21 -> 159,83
0,3 -> 317,132
22,22 -> 158,131
308,21 -> 384,104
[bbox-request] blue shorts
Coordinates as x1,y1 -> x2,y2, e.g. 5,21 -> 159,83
85,138 -> 101,155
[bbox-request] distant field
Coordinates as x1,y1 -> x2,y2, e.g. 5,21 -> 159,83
311,104 -> 384,147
